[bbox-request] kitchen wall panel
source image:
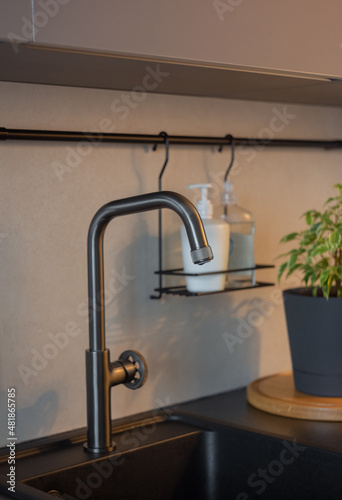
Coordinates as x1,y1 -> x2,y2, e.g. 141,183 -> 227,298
0,81 -> 342,445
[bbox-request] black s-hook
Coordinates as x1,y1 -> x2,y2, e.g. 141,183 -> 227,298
222,134 -> 235,182
150,132 -> 169,299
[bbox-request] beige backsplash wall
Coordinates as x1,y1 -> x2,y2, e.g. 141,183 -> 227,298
1,81 -> 342,445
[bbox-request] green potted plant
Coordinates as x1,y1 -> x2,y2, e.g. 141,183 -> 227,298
278,183 -> 342,397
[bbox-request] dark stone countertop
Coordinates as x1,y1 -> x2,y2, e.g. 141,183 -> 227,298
175,387 -> 342,455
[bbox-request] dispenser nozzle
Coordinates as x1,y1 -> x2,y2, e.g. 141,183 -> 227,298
187,183 -> 213,219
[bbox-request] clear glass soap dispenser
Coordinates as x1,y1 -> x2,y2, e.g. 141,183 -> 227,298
221,181 -> 255,286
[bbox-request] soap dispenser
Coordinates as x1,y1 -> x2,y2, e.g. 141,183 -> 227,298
221,181 -> 255,286
181,183 -> 230,293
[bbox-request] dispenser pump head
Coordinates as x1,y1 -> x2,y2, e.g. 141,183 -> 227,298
187,183 -> 213,219
221,181 -> 238,205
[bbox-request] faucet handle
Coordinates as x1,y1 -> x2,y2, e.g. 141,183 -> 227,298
119,350 -> 148,390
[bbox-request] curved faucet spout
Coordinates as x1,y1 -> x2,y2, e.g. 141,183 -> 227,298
85,190 -> 213,453
87,190 -> 213,352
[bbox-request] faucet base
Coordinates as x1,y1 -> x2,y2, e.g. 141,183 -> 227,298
83,441 -> 116,454
85,348 -> 148,454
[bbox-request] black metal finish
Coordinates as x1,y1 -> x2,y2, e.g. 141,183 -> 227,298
155,264 -> 274,276
154,265 -> 274,296
219,134 -> 235,183
88,190 -> 211,351
2,389 -> 342,500
84,349 -> 116,453
1,127 -> 342,148
119,350 -> 148,390
86,191 -> 212,453
154,281 -> 274,297
151,132 -> 170,299
9,414 -> 342,500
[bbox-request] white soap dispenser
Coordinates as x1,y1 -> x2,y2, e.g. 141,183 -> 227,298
181,183 -> 230,293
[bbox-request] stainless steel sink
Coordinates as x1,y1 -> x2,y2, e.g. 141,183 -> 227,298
4,415 -> 340,500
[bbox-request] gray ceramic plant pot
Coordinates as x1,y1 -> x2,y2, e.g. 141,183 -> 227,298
283,288 -> 342,397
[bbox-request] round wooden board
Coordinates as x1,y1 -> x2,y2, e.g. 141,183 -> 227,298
247,372 -> 342,421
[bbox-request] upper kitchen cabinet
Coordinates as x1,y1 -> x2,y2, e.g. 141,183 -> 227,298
0,0 -> 33,43
1,0 -> 342,106
33,0 -> 342,78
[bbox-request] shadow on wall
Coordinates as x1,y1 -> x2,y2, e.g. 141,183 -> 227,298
147,290 -> 263,404
101,215 -> 263,409
0,390 -> 58,448
0,228 -> 59,447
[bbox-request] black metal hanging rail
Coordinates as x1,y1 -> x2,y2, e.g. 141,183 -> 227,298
1,127 -> 342,148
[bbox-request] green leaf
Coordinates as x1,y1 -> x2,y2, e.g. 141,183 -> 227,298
278,184 -> 342,294
317,258 -> 330,270
319,269 -> 331,286
334,183 -> 342,197
322,283 -> 330,299
312,244 -> 329,256
305,212 -> 312,225
277,250 -> 299,259
310,272 -> 318,286
311,222 -> 322,233
286,263 -> 302,277
277,262 -> 287,282
300,233 -> 316,246
324,196 -> 335,205
278,248 -> 306,260
329,230 -> 342,250
329,202 -> 341,210
322,212 -> 334,227
287,253 -> 299,270
280,232 -> 298,243
303,270 -> 313,286
287,250 -> 303,273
